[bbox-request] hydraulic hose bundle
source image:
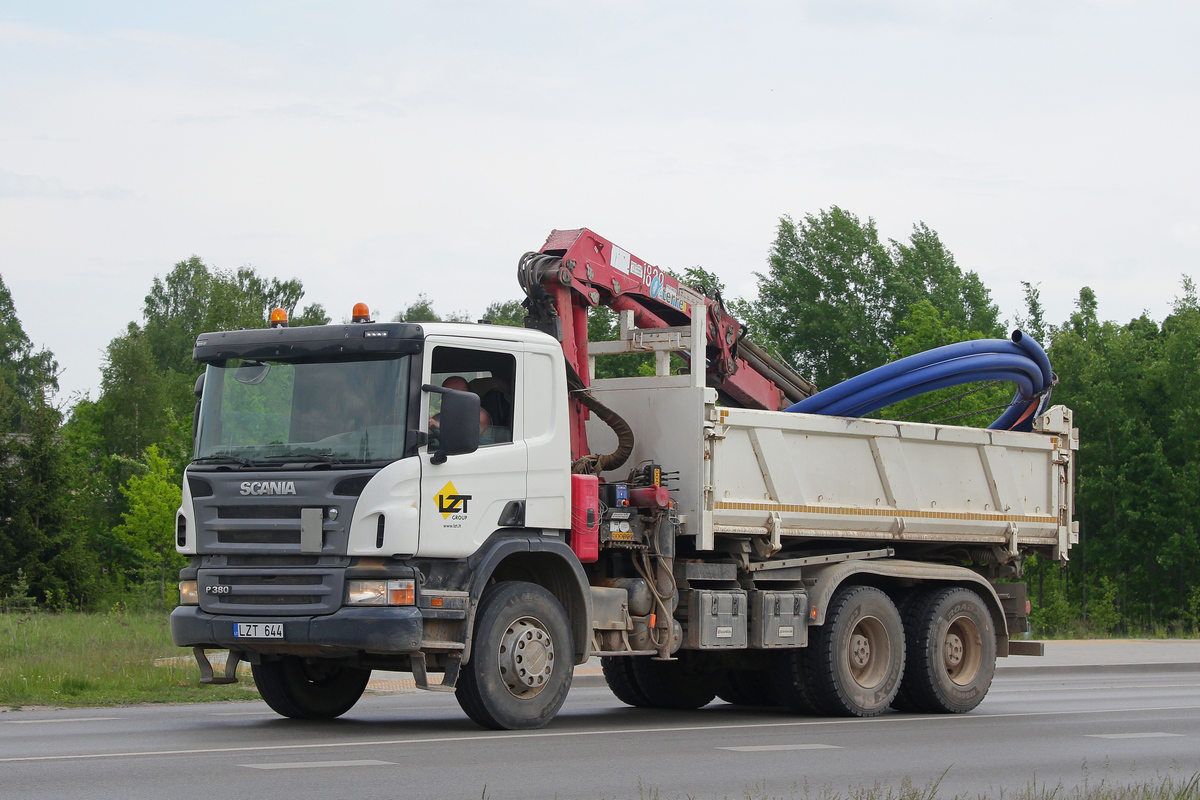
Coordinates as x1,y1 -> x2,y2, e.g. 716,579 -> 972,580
785,330 -> 1054,431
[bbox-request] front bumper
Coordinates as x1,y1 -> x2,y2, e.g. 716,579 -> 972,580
170,605 -> 423,655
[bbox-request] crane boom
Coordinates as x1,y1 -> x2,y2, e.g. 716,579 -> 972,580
519,228 -> 816,464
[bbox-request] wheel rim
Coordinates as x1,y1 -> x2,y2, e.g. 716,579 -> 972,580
943,614 -> 982,685
845,614 -> 891,690
498,615 -> 555,698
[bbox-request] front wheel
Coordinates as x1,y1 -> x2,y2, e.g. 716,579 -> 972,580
455,581 -> 574,730
252,656 -> 370,719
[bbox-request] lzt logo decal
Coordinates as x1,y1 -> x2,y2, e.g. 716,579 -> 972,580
439,494 -> 471,515
435,481 -> 472,520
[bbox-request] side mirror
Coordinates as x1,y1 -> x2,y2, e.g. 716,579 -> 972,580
423,384 -> 480,464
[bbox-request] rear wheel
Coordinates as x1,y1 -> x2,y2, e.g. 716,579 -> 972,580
455,581 -> 574,730
252,656 -> 370,720
717,668 -> 778,706
899,587 -> 995,713
803,585 -> 904,717
630,651 -> 717,710
602,656 -> 653,708
889,588 -> 925,712
769,649 -> 820,713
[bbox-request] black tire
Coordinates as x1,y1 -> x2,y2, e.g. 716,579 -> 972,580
716,669 -> 778,706
630,650 -> 717,710
889,588 -> 926,713
251,656 -> 370,720
602,656 -> 654,708
769,648 -> 820,713
803,585 -> 904,717
455,581 -> 574,730
900,587 -> 996,714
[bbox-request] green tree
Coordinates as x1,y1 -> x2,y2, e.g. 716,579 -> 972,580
0,273 -> 58,431
746,210 -> 1004,394
1017,281 -> 1048,343
144,258 -> 329,375
1088,576 -> 1120,635
747,209 -> 897,389
95,324 -> 182,461
0,277 -> 93,607
0,382 -> 97,608
60,396 -> 120,594
392,294 -> 470,323
1039,282 -> 1200,628
482,300 -> 525,327
114,445 -> 184,608
674,266 -> 726,296
891,222 -> 1003,338
588,306 -> 652,379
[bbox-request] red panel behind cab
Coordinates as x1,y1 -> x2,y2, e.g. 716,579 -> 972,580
570,474 -> 600,563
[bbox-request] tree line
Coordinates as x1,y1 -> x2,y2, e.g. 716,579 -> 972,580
1,210 -> 1197,632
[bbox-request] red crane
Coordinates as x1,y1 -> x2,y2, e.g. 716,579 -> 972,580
518,228 -> 815,465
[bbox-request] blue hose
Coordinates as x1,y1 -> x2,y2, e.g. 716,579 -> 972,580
785,331 -> 1052,431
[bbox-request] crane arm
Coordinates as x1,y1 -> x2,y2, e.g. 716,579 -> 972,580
519,228 -> 816,466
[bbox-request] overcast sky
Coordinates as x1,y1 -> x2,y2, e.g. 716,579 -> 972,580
2,1 -> 1197,402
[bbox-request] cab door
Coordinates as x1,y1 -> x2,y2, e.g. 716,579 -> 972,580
417,337 -> 527,559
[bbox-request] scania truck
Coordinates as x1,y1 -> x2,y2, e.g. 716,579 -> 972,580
170,228 -> 1076,730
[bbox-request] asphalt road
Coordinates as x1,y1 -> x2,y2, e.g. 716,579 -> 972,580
2,667 -> 1199,800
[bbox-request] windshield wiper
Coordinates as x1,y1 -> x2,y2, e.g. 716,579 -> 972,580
191,454 -> 255,467
260,453 -> 344,465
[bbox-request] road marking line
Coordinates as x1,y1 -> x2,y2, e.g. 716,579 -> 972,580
207,712 -> 274,716
3,704 -> 1198,764
720,744 -> 841,752
242,760 -> 396,769
3,718 -> 122,725
1087,733 -> 1183,739
992,683 -> 1200,694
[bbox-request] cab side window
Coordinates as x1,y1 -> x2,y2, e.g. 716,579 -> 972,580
430,347 -> 516,445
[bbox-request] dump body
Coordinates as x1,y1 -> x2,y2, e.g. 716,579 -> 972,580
584,383 -> 1076,560
707,405 -> 1077,559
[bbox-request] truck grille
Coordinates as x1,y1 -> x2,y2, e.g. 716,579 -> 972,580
225,555 -> 320,567
187,468 -> 374,556
197,568 -> 344,616
217,530 -> 301,545
217,506 -> 302,519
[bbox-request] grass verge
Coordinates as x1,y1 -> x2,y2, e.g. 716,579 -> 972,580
0,611 -> 255,709
611,772 -> 1200,800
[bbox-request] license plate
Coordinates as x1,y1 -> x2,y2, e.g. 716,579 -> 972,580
234,622 -> 283,639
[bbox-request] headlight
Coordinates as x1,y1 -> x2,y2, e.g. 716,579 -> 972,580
347,579 -> 415,606
179,580 -> 199,605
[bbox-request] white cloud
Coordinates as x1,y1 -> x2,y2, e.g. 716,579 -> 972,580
0,21 -> 73,45
1173,222 -> 1200,246
0,169 -> 77,199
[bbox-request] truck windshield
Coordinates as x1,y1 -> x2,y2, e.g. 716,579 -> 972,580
194,355 -> 411,465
